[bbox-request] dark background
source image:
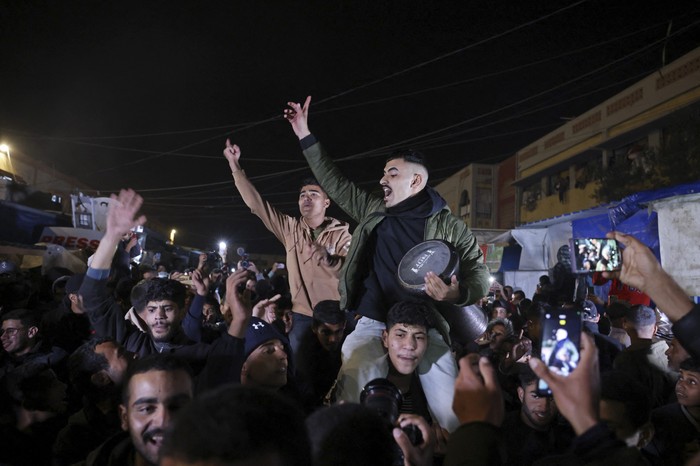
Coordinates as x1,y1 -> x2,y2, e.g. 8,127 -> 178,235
1,0 -> 698,254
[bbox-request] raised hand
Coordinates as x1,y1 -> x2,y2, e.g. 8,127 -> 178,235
225,269 -> 253,338
283,96 -> 312,139
191,269 -> 208,297
106,189 -> 146,240
529,331 -> 598,435
224,139 -> 242,171
452,354 -> 504,427
603,231 -> 693,322
253,294 -> 282,322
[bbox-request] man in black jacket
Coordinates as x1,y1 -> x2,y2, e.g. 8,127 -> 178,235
79,189 -> 247,385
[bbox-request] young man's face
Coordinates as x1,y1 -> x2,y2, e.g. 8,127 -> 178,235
491,306 -> 508,320
1,319 -> 36,356
242,339 -> 288,390
141,300 -> 181,342
202,303 -> 217,323
120,369 -> 193,466
382,323 -> 428,375
676,369 -> 700,408
95,341 -> 131,386
298,185 -> 329,219
517,381 -> 557,430
313,321 -> 346,352
380,158 -> 422,208
488,323 -> 508,351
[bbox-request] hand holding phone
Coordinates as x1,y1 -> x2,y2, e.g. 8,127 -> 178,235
529,332 -> 599,435
535,307 -> 582,396
569,238 -> 622,273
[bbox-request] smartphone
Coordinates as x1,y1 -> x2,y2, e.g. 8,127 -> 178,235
569,238 -> 622,273
536,308 -> 582,396
278,263 -> 285,269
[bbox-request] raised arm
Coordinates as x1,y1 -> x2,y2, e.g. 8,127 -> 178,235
603,231 -> 693,322
80,189 -> 147,342
284,96 -> 383,221
91,189 -> 146,270
284,95 -> 312,140
225,269 -> 254,339
223,140 -> 293,243
181,269 -> 209,343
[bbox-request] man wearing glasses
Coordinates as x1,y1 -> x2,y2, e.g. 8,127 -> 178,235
0,308 -> 68,381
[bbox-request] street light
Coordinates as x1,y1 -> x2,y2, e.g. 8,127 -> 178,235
0,143 -> 13,173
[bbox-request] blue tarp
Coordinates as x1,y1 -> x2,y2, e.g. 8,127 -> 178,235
0,201 -> 71,245
570,180 -> 700,258
498,244 -> 522,272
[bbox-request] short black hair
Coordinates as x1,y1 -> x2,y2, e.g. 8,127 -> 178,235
68,337 -> 119,400
203,296 -> 220,312
1,308 -> 40,329
131,278 -> 187,312
161,384 -> 311,466
600,371 -> 651,429
513,290 -> 526,301
525,302 -> 549,322
300,177 -> 326,194
313,300 -> 345,327
385,300 -> 435,331
680,357 -> 700,373
386,149 -> 429,172
122,354 -> 192,405
517,365 -> 538,388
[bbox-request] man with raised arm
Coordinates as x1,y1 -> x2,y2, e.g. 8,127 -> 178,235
224,141 -> 352,355
284,97 -> 490,432
79,189 -> 247,385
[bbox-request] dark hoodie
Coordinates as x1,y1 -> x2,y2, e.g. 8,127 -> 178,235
356,187 -> 446,322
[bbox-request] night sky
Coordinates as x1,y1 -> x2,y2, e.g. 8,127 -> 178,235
1,0 -> 698,255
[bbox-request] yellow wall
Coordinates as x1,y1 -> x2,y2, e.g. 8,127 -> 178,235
520,182 -> 599,224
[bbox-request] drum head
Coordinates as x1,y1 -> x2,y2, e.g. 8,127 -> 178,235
397,240 -> 459,294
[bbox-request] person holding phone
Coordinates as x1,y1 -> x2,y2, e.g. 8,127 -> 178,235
445,333 -> 648,466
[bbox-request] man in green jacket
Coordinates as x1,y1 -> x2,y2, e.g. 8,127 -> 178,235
284,96 -> 490,432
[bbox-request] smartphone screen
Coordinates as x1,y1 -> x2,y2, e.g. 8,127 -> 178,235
569,238 -> 622,273
536,308 -> 582,396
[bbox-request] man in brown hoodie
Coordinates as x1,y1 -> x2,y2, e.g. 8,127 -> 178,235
224,140 -> 352,356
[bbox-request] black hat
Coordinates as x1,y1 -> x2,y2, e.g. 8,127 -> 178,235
244,317 -> 290,361
65,273 -> 86,295
606,301 -> 630,320
577,299 -> 598,320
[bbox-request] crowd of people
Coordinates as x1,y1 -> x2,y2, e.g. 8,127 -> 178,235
0,97 -> 699,465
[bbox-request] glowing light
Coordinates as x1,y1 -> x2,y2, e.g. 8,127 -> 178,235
170,229 -> 177,243
0,144 -> 9,154
488,276 -> 495,283
219,241 -> 227,250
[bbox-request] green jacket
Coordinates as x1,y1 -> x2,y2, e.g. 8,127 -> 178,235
302,139 -> 490,312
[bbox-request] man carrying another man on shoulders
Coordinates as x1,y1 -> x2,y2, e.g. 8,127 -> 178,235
284,96 -> 490,432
